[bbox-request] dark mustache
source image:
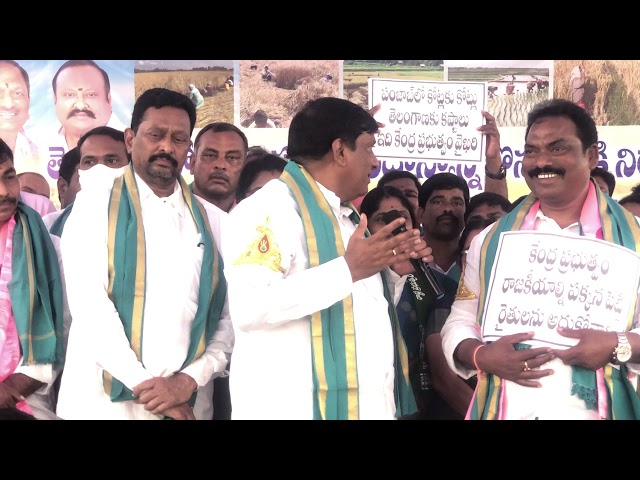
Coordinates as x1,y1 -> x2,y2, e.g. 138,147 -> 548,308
528,166 -> 566,178
0,196 -> 17,206
436,213 -> 459,224
67,108 -> 96,119
149,153 -> 178,168
208,172 -> 229,182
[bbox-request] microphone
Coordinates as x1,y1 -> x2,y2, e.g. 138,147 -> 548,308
381,209 -> 444,300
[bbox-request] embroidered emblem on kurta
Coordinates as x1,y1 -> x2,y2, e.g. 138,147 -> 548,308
234,216 -> 284,273
258,234 -> 269,253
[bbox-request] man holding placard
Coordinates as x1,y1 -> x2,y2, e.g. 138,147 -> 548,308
441,98 -> 640,420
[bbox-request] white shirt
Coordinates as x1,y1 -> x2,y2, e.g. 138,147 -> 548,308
56,165 -> 233,419
441,208 -> 640,419
194,194 -> 229,254
42,209 -> 64,232
222,179 -> 404,419
248,118 -> 277,128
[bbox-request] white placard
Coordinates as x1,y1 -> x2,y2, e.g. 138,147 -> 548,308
481,231 -> 640,348
368,78 -> 487,164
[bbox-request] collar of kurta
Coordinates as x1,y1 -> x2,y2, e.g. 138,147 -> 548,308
469,180 -> 640,420
103,164 -> 227,403
136,170 -> 185,217
279,160 -> 416,419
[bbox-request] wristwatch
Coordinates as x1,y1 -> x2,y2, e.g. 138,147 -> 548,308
612,332 -> 632,364
485,163 -> 507,180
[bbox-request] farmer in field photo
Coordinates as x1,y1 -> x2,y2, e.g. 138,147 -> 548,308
188,83 -> 205,109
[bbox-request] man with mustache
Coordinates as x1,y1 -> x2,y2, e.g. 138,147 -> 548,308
417,172 -> 469,283
188,122 -> 249,420
190,122 -> 248,214
55,88 -> 233,420
222,97 -> 432,419
47,60 -> 127,152
0,137 -> 64,420
442,98 -> 640,419
0,61 -> 40,170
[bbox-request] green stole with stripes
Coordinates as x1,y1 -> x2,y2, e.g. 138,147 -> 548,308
279,161 -> 416,419
471,184 -> 640,419
103,165 -> 227,402
10,202 -> 64,368
49,203 -> 74,237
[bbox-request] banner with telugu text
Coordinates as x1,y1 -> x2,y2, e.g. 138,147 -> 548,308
3,59 -> 640,209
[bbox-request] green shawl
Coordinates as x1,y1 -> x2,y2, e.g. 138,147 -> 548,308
103,165 -> 227,402
470,186 -> 640,419
10,202 -> 64,368
279,161 -> 416,419
49,203 -> 73,238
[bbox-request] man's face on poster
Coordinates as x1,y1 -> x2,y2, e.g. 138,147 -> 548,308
53,65 -> 113,138
0,63 -> 30,135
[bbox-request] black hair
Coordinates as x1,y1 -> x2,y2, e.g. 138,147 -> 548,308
0,138 -> 13,164
465,191 -> 513,222
52,60 -> 111,97
0,60 -> 30,95
287,97 -> 378,162
619,185 -> 640,207
236,153 -> 287,202
377,169 -> 421,192
457,216 -> 496,267
359,185 -> 418,230
246,145 -> 270,163
194,122 -> 248,152
131,88 -> 196,134
590,166 -> 616,196
254,110 -> 268,121
525,98 -> 598,151
58,147 -> 80,184
418,172 -> 470,209
76,126 -> 126,156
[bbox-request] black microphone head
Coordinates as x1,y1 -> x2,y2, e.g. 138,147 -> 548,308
381,209 -> 408,235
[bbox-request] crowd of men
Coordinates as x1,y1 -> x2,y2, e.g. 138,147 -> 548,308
1,76 -> 640,420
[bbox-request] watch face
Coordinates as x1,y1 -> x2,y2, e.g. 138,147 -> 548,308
617,344 -> 632,363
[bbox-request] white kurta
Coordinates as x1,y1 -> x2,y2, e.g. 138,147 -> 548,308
56,165 -> 233,420
222,178 -> 404,420
441,209 -> 640,419
191,194 -> 230,419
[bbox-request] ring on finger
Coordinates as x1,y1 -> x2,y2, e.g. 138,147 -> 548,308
523,361 -> 531,371
392,249 -> 397,256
